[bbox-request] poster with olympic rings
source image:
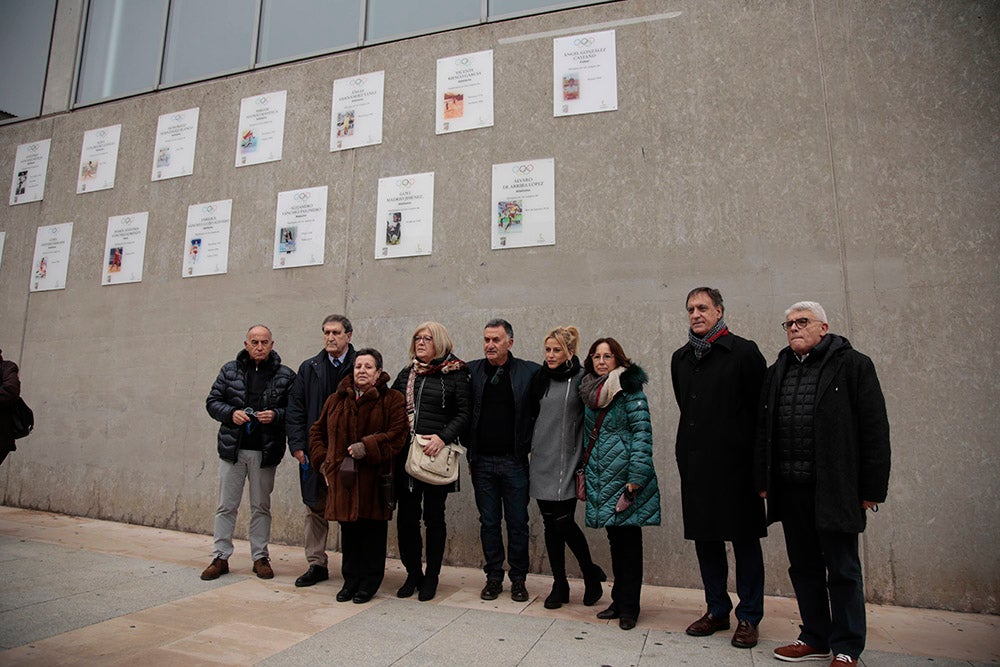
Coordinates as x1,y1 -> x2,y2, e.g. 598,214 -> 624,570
491,158 -> 555,250
553,30 -> 618,117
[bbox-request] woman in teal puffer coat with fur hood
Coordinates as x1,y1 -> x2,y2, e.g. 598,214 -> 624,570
579,337 -> 661,631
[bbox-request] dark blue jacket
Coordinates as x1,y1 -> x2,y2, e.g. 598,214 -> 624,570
285,346 -> 356,506
467,354 -> 540,462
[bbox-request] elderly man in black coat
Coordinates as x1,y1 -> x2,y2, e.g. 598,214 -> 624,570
671,287 -> 767,649
755,301 -> 890,667
285,314 -> 357,588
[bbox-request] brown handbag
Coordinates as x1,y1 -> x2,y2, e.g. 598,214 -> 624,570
575,406 -> 610,501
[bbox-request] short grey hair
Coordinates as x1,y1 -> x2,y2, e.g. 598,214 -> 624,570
485,318 -> 513,339
785,301 -> 828,324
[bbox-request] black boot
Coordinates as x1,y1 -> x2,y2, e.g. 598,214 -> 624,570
418,574 -> 439,601
544,578 -> 570,609
582,564 -> 607,606
397,572 -> 423,598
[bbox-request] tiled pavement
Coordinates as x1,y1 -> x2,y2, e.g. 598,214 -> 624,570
0,506 -> 997,666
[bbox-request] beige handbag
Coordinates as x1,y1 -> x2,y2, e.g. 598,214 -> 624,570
404,434 -> 465,486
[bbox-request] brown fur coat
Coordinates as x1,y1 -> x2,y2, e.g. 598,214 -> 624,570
308,371 -> 407,522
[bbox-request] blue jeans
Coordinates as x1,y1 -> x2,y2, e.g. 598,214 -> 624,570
471,455 -> 530,582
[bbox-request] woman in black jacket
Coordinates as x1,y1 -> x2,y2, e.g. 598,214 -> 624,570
392,321 -> 471,601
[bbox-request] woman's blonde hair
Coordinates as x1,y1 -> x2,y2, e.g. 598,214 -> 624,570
543,325 -> 580,357
408,321 -> 454,361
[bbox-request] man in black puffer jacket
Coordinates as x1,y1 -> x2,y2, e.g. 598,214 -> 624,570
755,302 -> 890,667
203,325 -> 295,582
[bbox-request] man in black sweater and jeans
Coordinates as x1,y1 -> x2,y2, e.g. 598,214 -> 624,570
467,319 -> 540,602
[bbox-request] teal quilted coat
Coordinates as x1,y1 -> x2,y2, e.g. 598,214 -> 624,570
582,364 -> 662,528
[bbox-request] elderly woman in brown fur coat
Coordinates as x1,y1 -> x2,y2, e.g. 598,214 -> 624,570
309,347 -> 408,604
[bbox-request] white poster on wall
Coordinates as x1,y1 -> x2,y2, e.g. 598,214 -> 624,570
30,222 -> 73,292
102,212 -> 148,285
236,90 -> 287,167
0,231 -> 6,271
152,107 -> 200,181
9,138 -> 51,205
491,158 -> 555,250
330,71 -> 385,151
183,199 -> 231,278
272,186 -> 327,269
375,172 -> 434,259
436,50 -> 494,134
77,124 -> 122,193
552,30 -> 617,117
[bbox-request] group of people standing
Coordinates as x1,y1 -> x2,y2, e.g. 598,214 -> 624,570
201,287 -> 890,667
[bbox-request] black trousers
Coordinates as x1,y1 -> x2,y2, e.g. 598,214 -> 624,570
606,525 -> 643,621
779,483 -> 866,659
339,518 -> 388,594
537,498 -> 596,580
694,538 -> 765,625
396,481 -> 448,577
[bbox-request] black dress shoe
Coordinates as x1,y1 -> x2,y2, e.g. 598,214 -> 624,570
352,590 -> 374,604
336,585 -> 358,602
295,565 -> 329,588
596,604 -> 620,620
685,612 -> 731,636
619,617 -> 637,631
480,580 -> 503,600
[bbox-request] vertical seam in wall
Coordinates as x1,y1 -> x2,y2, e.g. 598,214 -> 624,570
811,1 -> 853,336
341,50 -> 363,316
812,0 -> 873,594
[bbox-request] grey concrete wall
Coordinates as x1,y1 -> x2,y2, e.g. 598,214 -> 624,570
0,0 -> 996,613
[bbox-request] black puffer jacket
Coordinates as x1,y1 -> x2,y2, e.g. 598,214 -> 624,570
206,349 -> 296,468
391,355 -> 471,491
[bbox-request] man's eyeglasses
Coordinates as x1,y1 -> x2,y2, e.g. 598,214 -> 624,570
413,335 -> 434,343
781,318 -> 813,331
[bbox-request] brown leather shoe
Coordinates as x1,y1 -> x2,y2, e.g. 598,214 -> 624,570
200,557 -> 229,580
685,612 -> 731,636
731,619 -> 759,648
253,557 -> 274,579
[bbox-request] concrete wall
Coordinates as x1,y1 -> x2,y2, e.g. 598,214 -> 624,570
0,0 -> 997,613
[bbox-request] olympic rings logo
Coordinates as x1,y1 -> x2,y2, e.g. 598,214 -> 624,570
456,57 -> 471,66
96,130 -> 107,138
172,114 -> 184,122
293,192 -> 310,202
28,144 -> 39,152
352,78 -> 365,86
202,204 -> 216,213
511,164 -> 534,175
397,178 -> 415,188
257,96 -> 268,104
48,226 -> 59,235
122,216 -> 133,224
573,37 -> 595,47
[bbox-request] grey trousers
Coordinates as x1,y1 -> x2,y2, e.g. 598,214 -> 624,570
213,449 -> 275,561
304,494 -> 329,567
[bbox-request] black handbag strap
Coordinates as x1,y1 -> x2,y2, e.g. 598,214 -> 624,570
581,406 -> 610,466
